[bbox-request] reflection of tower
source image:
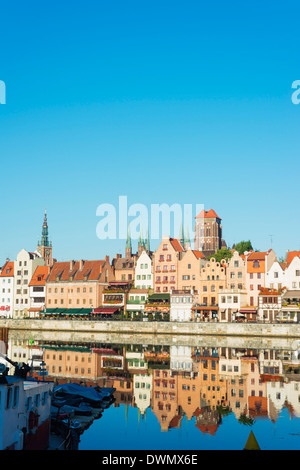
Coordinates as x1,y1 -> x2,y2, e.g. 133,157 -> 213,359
37,209 -> 53,266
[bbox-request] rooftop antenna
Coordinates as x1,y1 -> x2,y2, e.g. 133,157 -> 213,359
269,235 -> 274,248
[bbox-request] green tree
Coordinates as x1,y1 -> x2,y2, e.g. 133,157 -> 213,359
234,240 -> 253,255
208,248 -> 233,262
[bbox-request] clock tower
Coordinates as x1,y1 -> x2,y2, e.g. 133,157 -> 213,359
37,209 -> 53,266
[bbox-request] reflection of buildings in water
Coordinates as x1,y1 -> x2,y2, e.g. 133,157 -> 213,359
152,368 -> 178,432
134,374 -> 152,415
125,350 -> 152,415
194,347 -> 227,411
170,346 -> 193,373
194,406 -> 222,436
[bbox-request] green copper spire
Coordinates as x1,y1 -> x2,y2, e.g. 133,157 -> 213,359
179,220 -> 184,246
40,209 -> 50,247
126,223 -> 132,250
145,225 -> 150,252
184,224 -> 191,248
138,224 -> 144,247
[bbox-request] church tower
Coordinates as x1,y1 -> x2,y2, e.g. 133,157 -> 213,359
37,209 -> 53,266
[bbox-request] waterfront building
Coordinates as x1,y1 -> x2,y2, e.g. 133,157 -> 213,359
194,257 -> 227,321
135,250 -> 153,290
245,249 -> 276,308
28,265 -> 50,318
170,290 -> 194,322
126,288 -> 149,319
265,259 -> 288,290
226,251 -> 246,290
153,236 -> 184,293
0,260 -> 14,318
194,209 -> 226,257
45,257 -> 115,311
285,255 -> 300,290
278,290 -> 300,323
14,249 -> 45,319
257,287 -> 282,322
177,248 -> 207,297
218,288 -> 248,322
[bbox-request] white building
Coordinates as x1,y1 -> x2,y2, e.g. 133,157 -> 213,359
135,250 -> 153,290
265,260 -> 287,290
0,260 -> 14,318
170,345 -> 193,373
285,256 -> 300,290
126,288 -> 149,318
14,249 -> 45,319
28,265 -> 49,318
218,289 -> 248,322
170,290 -> 194,322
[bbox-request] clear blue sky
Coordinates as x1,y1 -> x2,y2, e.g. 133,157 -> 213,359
0,0 -> 299,263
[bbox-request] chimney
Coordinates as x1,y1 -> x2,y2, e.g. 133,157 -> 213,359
70,260 -> 75,271
105,255 -> 110,263
79,259 -> 84,271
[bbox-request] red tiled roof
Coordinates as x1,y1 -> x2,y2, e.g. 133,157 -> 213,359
286,251 -> 300,265
170,238 -> 184,252
47,260 -> 107,282
192,250 -> 206,260
279,262 -> 288,271
247,251 -> 268,261
0,261 -> 14,278
195,209 -> 221,220
29,265 -> 50,286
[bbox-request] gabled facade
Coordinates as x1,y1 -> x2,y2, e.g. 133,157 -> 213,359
153,236 -> 184,293
226,251 -> 246,290
134,250 -> 153,290
0,261 -> 14,318
177,248 -> 207,297
245,249 -> 276,307
14,249 -> 45,319
28,265 -> 50,317
265,260 -> 287,290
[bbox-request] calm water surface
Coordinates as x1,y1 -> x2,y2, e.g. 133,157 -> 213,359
5,329 -> 300,450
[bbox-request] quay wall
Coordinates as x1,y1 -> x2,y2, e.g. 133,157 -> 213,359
2,319 -> 300,350
1,318 -> 300,338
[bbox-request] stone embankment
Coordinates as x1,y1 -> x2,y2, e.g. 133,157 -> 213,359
1,318 -> 300,338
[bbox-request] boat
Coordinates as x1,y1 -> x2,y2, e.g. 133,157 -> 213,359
0,353 -> 54,450
53,383 -> 115,408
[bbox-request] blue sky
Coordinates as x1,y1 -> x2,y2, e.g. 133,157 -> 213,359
0,0 -> 299,263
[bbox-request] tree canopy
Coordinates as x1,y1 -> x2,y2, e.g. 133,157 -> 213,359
234,240 -> 253,255
208,247 -> 233,262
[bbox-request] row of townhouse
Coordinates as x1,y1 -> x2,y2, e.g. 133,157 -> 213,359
0,209 -> 300,322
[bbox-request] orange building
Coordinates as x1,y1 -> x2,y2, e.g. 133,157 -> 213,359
153,236 -> 184,293
245,249 -> 276,307
151,368 -> 179,431
46,257 -> 115,310
177,248 -> 207,296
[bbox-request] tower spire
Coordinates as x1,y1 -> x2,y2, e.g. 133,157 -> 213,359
125,223 -> 132,258
37,208 -> 53,266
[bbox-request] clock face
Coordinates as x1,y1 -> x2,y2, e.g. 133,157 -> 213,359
45,250 -> 50,256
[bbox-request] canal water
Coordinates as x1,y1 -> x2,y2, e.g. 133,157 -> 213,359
3,329 -> 300,451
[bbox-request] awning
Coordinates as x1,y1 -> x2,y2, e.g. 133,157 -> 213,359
92,308 -> 118,315
28,308 -> 43,312
239,308 -> 257,314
